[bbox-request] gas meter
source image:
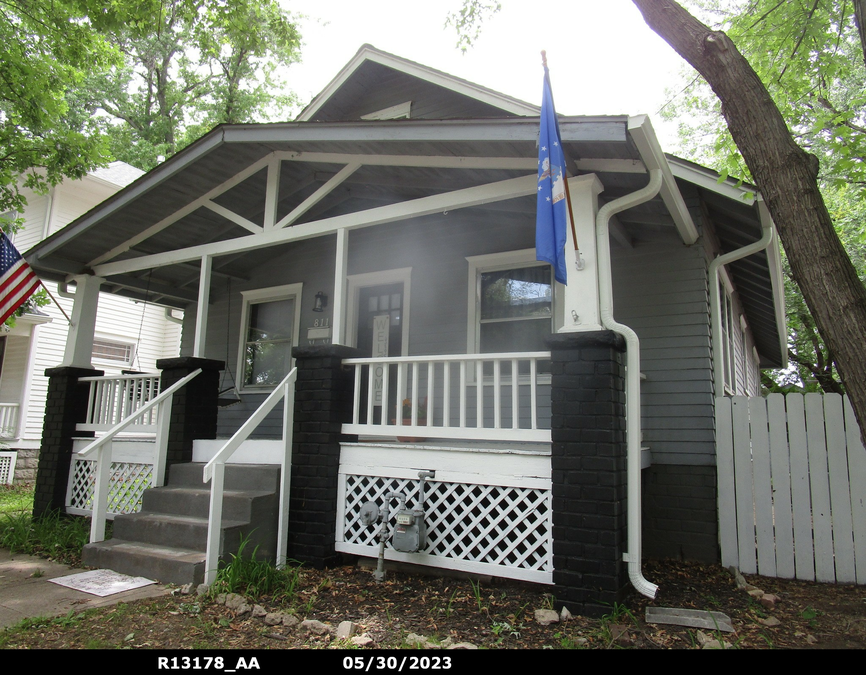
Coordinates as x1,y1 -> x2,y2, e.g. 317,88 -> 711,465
360,470 -> 435,581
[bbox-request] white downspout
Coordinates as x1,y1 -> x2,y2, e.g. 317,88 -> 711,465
596,168 -> 663,599
709,198 -> 774,396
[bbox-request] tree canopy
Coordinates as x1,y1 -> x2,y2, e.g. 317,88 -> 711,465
1,0 -> 302,228
659,1 -> 866,394
0,1 -> 114,224
78,0 -> 302,171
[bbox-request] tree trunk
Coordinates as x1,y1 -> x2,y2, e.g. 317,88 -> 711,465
632,0 -> 866,442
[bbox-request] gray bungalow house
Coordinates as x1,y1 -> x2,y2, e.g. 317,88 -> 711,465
24,45 -> 784,616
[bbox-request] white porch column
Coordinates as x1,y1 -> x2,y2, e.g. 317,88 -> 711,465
332,228 -> 348,346
61,274 -> 104,368
193,254 -> 213,357
557,174 -> 604,333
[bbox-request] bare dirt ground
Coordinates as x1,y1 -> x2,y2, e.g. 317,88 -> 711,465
1,557 -> 864,650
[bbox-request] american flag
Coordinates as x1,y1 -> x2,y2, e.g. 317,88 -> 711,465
0,232 -> 41,324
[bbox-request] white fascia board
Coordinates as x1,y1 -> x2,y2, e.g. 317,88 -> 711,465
278,151 -> 538,171
668,158 -> 757,204
31,130 -> 227,262
223,118 -> 626,144
296,45 -> 539,122
628,115 -> 699,245
93,174 -> 537,279
759,197 -> 788,368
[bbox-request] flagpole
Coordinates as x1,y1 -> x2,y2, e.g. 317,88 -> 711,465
540,51 -> 583,267
40,283 -> 72,324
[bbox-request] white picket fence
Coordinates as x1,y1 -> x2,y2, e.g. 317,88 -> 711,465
716,393 -> 866,584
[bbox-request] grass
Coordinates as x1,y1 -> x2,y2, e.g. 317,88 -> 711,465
0,484 -> 92,565
210,537 -> 302,606
0,483 -> 34,515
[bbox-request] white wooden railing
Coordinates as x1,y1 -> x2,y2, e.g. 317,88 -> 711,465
0,403 -> 19,439
78,374 -> 162,433
343,352 -> 552,443
202,367 -> 297,586
76,369 -> 202,544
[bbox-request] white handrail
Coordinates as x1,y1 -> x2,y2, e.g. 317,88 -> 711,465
343,351 -> 551,365
81,368 -> 202,544
202,367 -> 297,586
77,369 -> 201,458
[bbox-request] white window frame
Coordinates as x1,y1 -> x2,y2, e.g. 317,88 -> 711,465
236,283 -> 303,393
91,335 -> 137,368
466,249 -> 556,384
719,270 -> 737,396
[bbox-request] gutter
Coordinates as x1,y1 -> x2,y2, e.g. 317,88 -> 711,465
628,116 -> 698,246
709,198 -> 775,396
596,168 -> 664,600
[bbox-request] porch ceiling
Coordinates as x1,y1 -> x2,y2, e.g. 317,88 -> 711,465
25,117 -> 669,301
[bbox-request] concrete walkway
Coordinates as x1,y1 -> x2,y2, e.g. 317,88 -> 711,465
0,549 -> 169,629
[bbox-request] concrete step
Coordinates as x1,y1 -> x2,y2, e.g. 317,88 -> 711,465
166,463 -> 281,492
111,512 -> 248,552
82,539 -> 207,587
82,462 -> 281,586
141,485 -> 276,521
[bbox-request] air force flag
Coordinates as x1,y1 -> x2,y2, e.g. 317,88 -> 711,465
536,64 -> 568,285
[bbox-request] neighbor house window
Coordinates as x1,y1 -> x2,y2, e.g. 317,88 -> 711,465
467,250 -> 554,360
720,282 -> 736,394
92,338 -> 136,367
237,284 -> 302,390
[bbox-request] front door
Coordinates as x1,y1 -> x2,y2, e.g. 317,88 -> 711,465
355,283 -> 404,423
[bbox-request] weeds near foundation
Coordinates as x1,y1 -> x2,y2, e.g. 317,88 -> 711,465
211,538 -> 302,605
469,579 -> 486,612
0,509 -> 90,565
597,602 -> 638,648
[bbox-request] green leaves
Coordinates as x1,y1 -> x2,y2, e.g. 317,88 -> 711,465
84,0 -> 302,170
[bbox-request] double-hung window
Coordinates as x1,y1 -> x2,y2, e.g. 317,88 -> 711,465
467,250 -> 554,369
237,284 -> 303,391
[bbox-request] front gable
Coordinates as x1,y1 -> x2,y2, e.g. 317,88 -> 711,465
297,44 -> 539,122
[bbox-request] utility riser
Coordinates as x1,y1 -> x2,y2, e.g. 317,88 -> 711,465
81,463 -> 281,587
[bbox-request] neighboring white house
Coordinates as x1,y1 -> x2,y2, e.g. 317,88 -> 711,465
0,162 -> 183,483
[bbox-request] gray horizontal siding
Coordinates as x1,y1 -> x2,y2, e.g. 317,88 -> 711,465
613,237 -> 714,466
179,201 -> 718,465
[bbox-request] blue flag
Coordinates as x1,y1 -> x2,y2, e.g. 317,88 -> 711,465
536,65 -> 568,285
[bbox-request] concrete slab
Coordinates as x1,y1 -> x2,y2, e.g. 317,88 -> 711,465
0,549 -> 170,630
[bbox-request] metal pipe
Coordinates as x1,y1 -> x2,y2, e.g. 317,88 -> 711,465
596,168 -> 663,599
709,199 -> 774,396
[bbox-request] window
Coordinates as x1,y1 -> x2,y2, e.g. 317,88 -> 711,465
92,337 -> 136,367
237,284 -> 302,391
467,250 -> 554,358
720,281 -> 736,394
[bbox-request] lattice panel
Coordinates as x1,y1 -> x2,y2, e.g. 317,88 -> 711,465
342,474 -> 552,573
0,453 -> 13,484
67,458 -> 153,516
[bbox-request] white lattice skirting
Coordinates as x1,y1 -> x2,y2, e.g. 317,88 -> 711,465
0,451 -> 16,485
66,455 -> 154,517
336,443 -> 553,584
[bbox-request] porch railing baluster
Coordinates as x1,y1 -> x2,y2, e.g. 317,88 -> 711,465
342,352 -> 550,443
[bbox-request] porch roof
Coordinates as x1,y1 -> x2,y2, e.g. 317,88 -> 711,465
23,115 -> 784,365
24,116 -> 640,291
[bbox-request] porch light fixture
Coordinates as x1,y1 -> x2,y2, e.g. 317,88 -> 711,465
313,291 -> 328,312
